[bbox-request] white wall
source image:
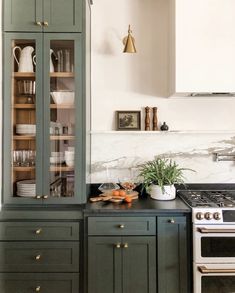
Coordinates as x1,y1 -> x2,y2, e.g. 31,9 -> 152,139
90,0 -> 235,183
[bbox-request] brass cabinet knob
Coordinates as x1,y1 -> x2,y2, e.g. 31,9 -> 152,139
35,286 -> 41,292
169,219 -> 175,224
35,255 -> 41,261
123,243 -> 128,249
36,21 -> 42,26
35,195 -> 42,199
43,21 -> 49,26
42,195 -> 48,199
35,228 -> 42,235
116,243 -> 121,248
119,224 -> 125,229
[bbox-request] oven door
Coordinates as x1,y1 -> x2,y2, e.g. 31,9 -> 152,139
194,224 -> 235,263
194,263 -> 235,293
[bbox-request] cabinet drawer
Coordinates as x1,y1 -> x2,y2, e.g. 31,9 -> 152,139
0,242 -> 79,272
0,273 -> 79,293
0,222 -> 79,240
88,217 -> 156,235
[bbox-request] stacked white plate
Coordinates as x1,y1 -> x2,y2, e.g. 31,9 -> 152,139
16,124 -> 36,135
17,180 -> 36,197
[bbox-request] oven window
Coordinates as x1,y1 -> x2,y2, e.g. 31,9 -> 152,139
202,276 -> 235,292
202,237 -> 235,257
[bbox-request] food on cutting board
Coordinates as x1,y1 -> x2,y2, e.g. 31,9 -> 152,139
90,189 -> 138,203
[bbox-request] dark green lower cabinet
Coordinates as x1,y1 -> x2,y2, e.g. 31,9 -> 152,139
157,216 -> 189,293
0,273 -> 79,293
88,236 -> 156,293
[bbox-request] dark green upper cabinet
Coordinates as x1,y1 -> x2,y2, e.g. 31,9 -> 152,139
3,0 -> 82,32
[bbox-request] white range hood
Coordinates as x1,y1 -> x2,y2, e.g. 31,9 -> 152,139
169,0 -> 235,97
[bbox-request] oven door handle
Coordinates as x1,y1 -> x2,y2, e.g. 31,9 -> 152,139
198,265 -> 235,274
198,227 -> 235,234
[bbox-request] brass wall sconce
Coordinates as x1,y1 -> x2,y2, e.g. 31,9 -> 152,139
123,25 -> 137,53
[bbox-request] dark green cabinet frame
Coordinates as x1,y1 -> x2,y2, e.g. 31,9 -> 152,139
3,0 -> 82,32
2,32 -> 86,205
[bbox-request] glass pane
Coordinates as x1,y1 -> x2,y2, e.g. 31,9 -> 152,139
11,39 -> 37,198
201,237 -> 235,257
202,276 -> 235,293
49,40 -> 75,198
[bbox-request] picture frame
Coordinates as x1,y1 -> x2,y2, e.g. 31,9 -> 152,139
116,111 -> 141,130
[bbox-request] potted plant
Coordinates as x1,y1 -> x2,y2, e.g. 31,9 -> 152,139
138,157 -> 193,200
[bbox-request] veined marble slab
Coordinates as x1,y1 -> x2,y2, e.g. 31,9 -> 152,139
90,132 -> 235,183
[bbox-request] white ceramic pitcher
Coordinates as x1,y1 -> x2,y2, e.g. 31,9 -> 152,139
13,46 -> 36,72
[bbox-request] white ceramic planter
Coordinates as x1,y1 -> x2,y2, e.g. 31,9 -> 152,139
149,184 -> 176,200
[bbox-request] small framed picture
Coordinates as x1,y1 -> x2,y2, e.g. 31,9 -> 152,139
116,111 -> 141,130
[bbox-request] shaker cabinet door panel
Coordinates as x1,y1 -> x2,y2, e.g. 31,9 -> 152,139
88,237 -> 122,293
43,0 -> 82,32
122,236 -> 156,293
157,216 -> 189,293
4,0 -> 43,32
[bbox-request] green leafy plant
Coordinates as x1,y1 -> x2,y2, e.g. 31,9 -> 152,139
138,157 -> 194,192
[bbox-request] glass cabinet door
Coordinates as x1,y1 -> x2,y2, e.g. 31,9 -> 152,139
43,34 -> 83,204
3,33 -> 43,204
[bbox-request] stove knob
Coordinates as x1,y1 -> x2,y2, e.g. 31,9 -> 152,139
213,212 -> 221,220
205,212 -> 213,220
196,212 -> 204,220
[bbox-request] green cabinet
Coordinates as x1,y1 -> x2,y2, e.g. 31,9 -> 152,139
0,273 -> 79,293
87,216 -> 156,293
4,0 -> 82,32
3,32 -> 86,204
157,216 -> 189,293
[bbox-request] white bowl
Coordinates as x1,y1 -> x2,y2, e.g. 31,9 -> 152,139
51,91 -> 75,105
50,157 -> 64,164
65,160 -> 74,167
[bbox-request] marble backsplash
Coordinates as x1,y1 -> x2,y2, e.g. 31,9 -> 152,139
90,132 -> 235,183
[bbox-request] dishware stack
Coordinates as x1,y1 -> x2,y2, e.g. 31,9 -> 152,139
17,180 -> 36,197
16,124 -> 36,135
65,147 -> 75,167
50,152 -> 64,165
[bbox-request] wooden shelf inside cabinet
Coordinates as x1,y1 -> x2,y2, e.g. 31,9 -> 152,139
50,104 -> 74,109
50,166 -> 74,172
50,135 -> 75,140
13,166 -> 35,172
13,72 -> 35,78
13,135 -> 36,140
14,104 -> 35,109
50,72 -> 74,78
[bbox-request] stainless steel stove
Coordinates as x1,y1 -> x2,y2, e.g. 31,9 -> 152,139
178,190 -> 235,293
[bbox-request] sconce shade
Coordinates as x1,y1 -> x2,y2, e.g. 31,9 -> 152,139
123,25 -> 137,53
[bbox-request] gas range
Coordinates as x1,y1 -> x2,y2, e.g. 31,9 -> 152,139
178,190 -> 235,224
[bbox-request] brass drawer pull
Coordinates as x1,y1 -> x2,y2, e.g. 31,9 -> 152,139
36,21 -> 42,26
43,21 -> 49,26
35,228 -> 42,235
115,243 -> 121,248
35,255 -> 41,261
168,219 -> 175,224
123,243 -> 128,248
198,265 -> 235,274
119,224 -> 125,229
35,286 -> 41,292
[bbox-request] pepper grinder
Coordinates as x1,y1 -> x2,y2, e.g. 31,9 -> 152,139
152,107 -> 158,131
145,106 -> 150,131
